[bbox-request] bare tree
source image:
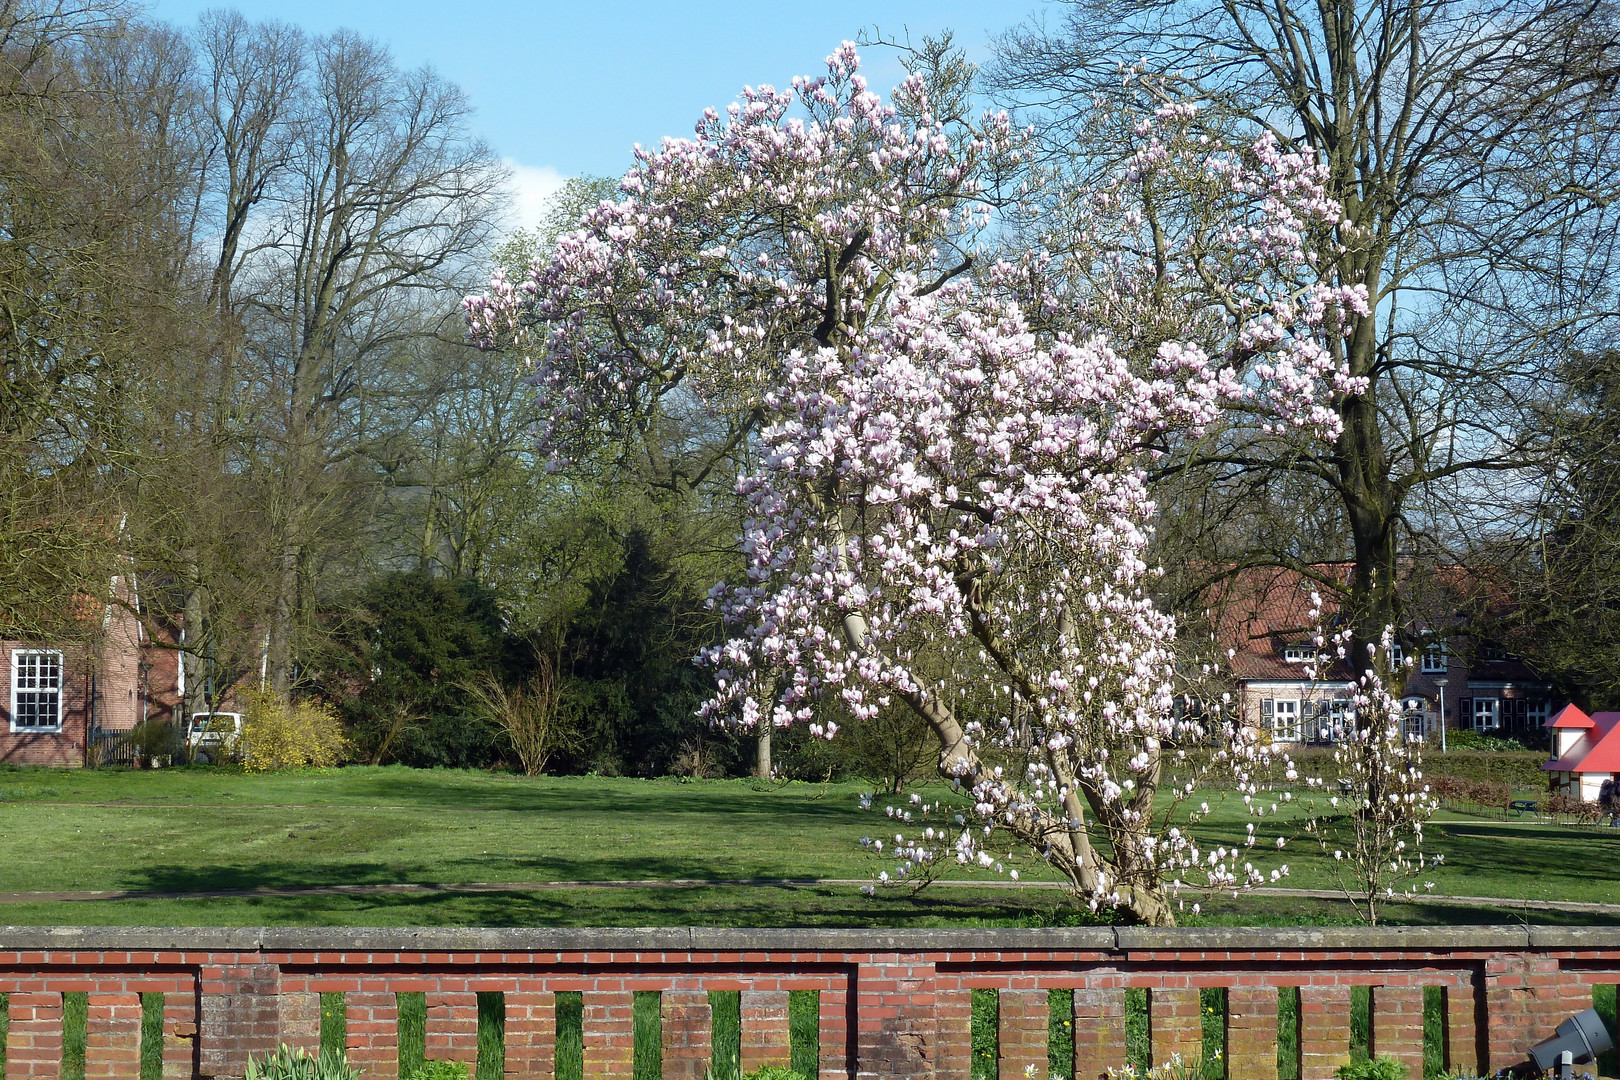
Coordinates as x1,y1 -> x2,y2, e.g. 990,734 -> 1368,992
990,0 -> 1620,671
217,29 -> 507,695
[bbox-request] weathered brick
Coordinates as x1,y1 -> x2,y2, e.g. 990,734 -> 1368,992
741,991 -> 791,1073
85,993 -> 142,1080
1299,986 -> 1350,1080
660,990 -> 710,1080
1073,988 -> 1126,1080
505,992 -> 556,1080
426,991 -> 479,1066
1226,986 -> 1278,1080
1149,988 -> 1201,1070
998,990 -> 1047,1080
346,992 -> 400,1080
583,991 -> 634,1080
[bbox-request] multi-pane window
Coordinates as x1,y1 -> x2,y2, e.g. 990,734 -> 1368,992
1282,645 -> 1311,662
1472,697 -> 1500,730
1261,698 -> 1301,741
1421,641 -> 1448,673
10,650 -> 63,731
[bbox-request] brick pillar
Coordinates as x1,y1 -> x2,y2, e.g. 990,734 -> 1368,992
855,957 -> 935,1080
933,990 -> 971,1080
1444,982 -> 1481,1078
1484,955 -> 1557,1075
1072,988 -> 1126,1080
740,991 -> 791,1073
279,992 -> 321,1056
85,993 -> 143,1080
1298,986 -> 1351,1080
8,992 -> 64,1080
1370,986 -> 1424,1077
819,987 -> 851,1080
1148,988 -> 1200,1069
582,991 -> 634,1080
998,990 -> 1047,1080
426,992 -> 480,1067
164,991 -> 200,1080
199,965 -> 280,1080
346,992 -> 400,1080
1225,987 -> 1277,1080
505,992 -> 556,1080
660,991 -> 710,1080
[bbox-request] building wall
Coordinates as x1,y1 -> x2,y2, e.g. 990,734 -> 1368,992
96,577 -> 143,734
0,641 -> 90,767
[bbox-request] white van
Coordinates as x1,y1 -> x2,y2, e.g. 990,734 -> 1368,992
186,712 -> 244,761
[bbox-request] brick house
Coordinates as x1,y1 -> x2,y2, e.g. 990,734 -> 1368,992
1204,565 -> 1561,745
1,575 -> 181,766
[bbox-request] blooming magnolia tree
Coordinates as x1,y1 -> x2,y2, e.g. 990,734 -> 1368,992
1298,629 -> 1440,925
470,46 -> 1374,925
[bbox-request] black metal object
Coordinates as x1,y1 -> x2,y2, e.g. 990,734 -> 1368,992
1529,1008 -> 1614,1073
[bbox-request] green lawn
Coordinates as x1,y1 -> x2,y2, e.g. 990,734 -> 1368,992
0,764 -> 1614,926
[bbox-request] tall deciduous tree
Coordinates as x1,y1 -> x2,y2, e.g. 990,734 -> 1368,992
990,0 -> 1620,670
471,48 -> 1378,922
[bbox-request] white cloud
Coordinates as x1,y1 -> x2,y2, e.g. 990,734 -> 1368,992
503,159 -> 569,232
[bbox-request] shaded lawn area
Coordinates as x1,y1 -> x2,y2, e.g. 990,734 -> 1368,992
1,764 -> 1616,926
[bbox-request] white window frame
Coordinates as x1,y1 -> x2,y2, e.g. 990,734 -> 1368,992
1282,645 -> 1311,663
1421,641 -> 1448,673
1262,697 -> 1301,741
1526,700 -> 1550,728
1472,697 -> 1500,730
10,649 -> 64,733
1389,644 -> 1405,666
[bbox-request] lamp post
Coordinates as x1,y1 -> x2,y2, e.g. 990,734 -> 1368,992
1436,676 -> 1449,753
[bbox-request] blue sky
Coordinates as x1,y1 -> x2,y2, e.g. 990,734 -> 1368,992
145,0 -> 1042,228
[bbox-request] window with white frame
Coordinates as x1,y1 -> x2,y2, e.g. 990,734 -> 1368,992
1282,645 -> 1311,662
1261,698 -> 1301,741
1421,641 -> 1448,673
1304,698 -> 1353,741
1472,697 -> 1500,730
1389,643 -> 1405,666
10,650 -> 63,731
1526,700 -> 1550,728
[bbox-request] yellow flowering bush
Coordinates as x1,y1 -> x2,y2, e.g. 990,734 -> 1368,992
241,690 -> 350,772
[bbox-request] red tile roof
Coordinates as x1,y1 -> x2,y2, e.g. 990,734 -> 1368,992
1544,712 -> 1620,773
1548,703 -> 1596,729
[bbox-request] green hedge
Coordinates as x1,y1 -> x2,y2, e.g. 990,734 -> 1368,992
1286,747 -> 1545,791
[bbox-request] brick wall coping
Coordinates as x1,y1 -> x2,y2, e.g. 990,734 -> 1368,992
1,924 -> 1614,953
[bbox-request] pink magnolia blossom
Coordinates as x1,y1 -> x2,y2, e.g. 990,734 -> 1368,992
467,46 -> 1370,925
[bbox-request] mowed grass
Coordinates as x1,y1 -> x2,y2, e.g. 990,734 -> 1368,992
1,764 -> 1617,926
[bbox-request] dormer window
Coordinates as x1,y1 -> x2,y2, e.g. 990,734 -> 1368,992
1283,645 -> 1312,662
1421,641 -> 1448,673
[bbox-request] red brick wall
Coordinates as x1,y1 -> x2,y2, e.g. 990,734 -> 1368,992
0,642 -> 90,766
0,927 -> 1616,1080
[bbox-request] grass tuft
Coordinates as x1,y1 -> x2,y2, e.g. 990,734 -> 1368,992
320,993 -> 346,1058
1276,987 -> 1299,1080
789,990 -> 820,1080
1125,989 -> 1150,1075
476,992 -> 504,1080
62,992 -> 87,1080
1048,988 -> 1073,1080
632,991 -> 660,1080
397,992 -> 427,1079
710,991 -> 741,1080
970,989 -> 997,1080
554,993 -> 583,1080
141,993 -> 164,1080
